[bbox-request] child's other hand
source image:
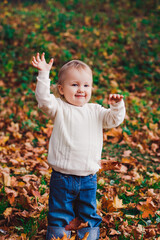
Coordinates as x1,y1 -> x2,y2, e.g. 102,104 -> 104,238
31,52 -> 54,71
108,94 -> 123,105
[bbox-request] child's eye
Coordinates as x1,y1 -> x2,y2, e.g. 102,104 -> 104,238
71,84 -> 89,87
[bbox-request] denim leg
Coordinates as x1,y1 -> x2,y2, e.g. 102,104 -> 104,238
46,226 -> 71,240
48,169 -> 76,227
47,170 -> 102,240
77,227 -> 100,240
75,173 -> 102,228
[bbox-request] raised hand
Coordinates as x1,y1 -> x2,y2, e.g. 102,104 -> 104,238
108,94 -> 123,105
31,52 -> 54,71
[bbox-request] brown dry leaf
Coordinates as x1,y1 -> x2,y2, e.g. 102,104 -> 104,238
145,228 -> 156,238
114,164 -> 128,173
122,150 -> 132,157
147,130 -> 159,141
121,174 -> 132,181
122,131 -> 132,144
103,127 -> 122,143
100,159 -> 116,171
2,172 -> 11,186
7,121 -> 19,132
99,159 -> 126,173
4,187 -> 18,205
15,210 -> 30,218
21,174 -> 38,183
20,233 -> 27,239
18,194 -> 33,211
102,213 -> 115,228
121,156 -> 138,166
110,80 -> 118,88
113,195 -> 126,209
41,124 -> 53,137
149,123 -> 158,131
108,228 -> 121,235
137,197 -> 157,218
3,207 -> 13,218
151,143 -> 159,152
0,135 -> 9,146
101,196 -> 116,212
26,131 -> 35,140
13,131 -> 22,139
65,217 -> 88,231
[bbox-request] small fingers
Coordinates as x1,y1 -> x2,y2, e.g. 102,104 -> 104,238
116,94 -> 120,99
36,52 -> 41,62
49,58 -> 54,66
108,94 -> 123,104
109,94 -> 122,99
31,60 -> 37,67
32,56 -> 39,64
41,52 -> 45,61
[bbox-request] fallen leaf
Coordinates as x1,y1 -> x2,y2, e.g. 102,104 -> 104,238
65,217 -> 88,231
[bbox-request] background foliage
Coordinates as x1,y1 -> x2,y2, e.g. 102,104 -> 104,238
0,0 -> 160,239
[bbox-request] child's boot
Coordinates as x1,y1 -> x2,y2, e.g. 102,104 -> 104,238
77,227 -> 100,240
46,226 -> 71,240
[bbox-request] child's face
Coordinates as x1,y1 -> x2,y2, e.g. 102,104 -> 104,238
58,68 -> 93,107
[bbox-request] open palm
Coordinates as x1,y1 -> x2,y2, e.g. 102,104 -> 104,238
31,52 -> 54,71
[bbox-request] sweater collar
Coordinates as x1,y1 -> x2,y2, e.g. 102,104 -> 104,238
59,98 -> 87,108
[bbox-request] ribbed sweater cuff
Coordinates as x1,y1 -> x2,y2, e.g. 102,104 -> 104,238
37,70 -> 50,79
110,99 -> 125,109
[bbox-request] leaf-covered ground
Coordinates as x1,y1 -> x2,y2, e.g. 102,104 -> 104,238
0,0 -> 160,239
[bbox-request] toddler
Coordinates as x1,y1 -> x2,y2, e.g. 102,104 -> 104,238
31,52 -> 126,240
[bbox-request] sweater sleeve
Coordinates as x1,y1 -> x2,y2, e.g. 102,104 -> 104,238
35,70 -> 58,121
97,99 -> 126,129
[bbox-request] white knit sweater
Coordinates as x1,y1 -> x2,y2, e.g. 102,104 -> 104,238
35,70 -> 126,176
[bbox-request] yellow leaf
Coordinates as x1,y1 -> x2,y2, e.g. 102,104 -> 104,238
20,233 -> 27,239
113,195 -> 124,209
3,207 -> 13,218
131,119 -> 138,125
108,73 -> 116,79
149,123 -> 158,131
61,232 -> 68,239
70,235 -> 76,240
137,197 -> 157,218
82,232 -> 89,240
96,199 -> 102,210
3,172 -> 11,186
84,16 -> 90,26
0,136 -> 9,146
93,29 -> 100,36
103,51 -> 109,59
110,80 -> 118,88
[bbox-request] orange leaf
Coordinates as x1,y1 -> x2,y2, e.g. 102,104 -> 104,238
103,128 -> 122,143
137,197 -> 157,218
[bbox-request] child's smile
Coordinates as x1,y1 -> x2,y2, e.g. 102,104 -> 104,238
58,68 -> 93,107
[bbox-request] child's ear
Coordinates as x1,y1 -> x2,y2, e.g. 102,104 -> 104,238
58,84 -> 64,95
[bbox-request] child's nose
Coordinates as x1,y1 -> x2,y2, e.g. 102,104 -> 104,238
78,86 -> 84,92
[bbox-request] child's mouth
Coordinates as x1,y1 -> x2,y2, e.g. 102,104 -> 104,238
75,95 -> 85,97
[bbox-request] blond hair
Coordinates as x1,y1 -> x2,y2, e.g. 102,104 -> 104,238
51,59 -> 92,100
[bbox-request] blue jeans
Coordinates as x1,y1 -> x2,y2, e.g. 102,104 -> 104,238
46,168 -> 102,240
